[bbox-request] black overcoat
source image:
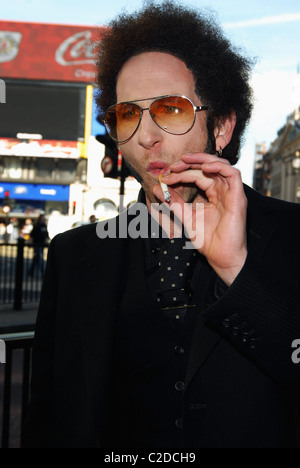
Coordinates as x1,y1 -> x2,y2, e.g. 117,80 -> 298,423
22,186 -> 300,448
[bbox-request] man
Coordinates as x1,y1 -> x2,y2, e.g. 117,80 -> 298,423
23,3 -> 300,448
89,215 -> 97,224
28,214 -> 49,277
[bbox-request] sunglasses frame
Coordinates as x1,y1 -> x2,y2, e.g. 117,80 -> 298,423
103,95 -> 209,144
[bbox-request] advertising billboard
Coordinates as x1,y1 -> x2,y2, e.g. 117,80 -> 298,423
0,20 -> 104,83
0,82 -> 87,140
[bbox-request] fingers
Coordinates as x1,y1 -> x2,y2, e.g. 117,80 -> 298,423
163,169 -> 214,192
153,152 -> 244,208
200,161 -> 244,192
168,152 -> 243,194
170,153 -> 231,173
181,153 -> 231,165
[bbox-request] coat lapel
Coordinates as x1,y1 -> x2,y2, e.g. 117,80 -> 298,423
185,185 -> 279,388
185,316 -> 221,388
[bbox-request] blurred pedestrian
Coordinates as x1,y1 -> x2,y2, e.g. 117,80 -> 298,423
22,218 -> 34,240
0,223 -> 6,242
6,218 -> 19,242
89,215 -> 97,224
28,214 -> 49,277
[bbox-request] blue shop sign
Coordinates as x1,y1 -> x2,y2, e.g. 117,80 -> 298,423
0,183 -> 70,202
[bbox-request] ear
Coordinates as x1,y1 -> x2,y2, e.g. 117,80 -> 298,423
214,113 -> 237,152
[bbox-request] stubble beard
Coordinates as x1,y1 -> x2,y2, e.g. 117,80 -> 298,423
124,127 -> 216,205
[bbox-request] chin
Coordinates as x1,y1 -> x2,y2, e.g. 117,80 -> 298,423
144,187 -> 161,205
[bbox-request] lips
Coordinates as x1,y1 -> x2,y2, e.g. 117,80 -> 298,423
146,161 -> 170,178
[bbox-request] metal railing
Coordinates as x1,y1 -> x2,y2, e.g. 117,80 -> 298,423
0,332 -> 34,448
0,240 -> 48,309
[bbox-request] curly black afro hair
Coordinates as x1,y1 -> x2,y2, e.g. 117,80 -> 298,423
95,1 -> 254,164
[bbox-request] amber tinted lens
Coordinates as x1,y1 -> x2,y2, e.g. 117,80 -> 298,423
150,96 -> 195,134
104,103 -> 141,142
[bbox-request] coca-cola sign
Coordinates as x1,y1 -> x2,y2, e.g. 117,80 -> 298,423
55,31 -> 95,66
0,21 -> 103,83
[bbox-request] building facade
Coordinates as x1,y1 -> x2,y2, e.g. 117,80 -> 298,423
267,109 -> 300,203
253,107 -> 300,204
252,143 -> 271,197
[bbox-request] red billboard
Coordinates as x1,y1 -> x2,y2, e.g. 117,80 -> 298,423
0,20 -> 105,83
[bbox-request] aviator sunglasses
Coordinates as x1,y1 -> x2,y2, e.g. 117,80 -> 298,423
103,95 -> 209,144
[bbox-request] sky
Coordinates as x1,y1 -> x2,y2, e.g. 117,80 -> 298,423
1,0 -> 300,186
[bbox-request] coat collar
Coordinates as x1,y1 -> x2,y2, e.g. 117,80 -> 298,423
243,184 -> 279,257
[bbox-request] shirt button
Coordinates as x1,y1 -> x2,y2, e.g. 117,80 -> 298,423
249,338 -> 258,349
175,346 -> 185,355
175,418 -> 183,429
222,318 -> 231,329
175,381 -> 185,392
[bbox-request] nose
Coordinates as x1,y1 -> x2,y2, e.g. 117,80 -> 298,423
137,108 -> 163,149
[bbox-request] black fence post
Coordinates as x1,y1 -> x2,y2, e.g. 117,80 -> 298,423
14,238 -> 25,311
2,346 -> 12,449
0,333 -> 35,448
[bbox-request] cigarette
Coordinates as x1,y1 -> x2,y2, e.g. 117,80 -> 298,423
158,174 -> 171,203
